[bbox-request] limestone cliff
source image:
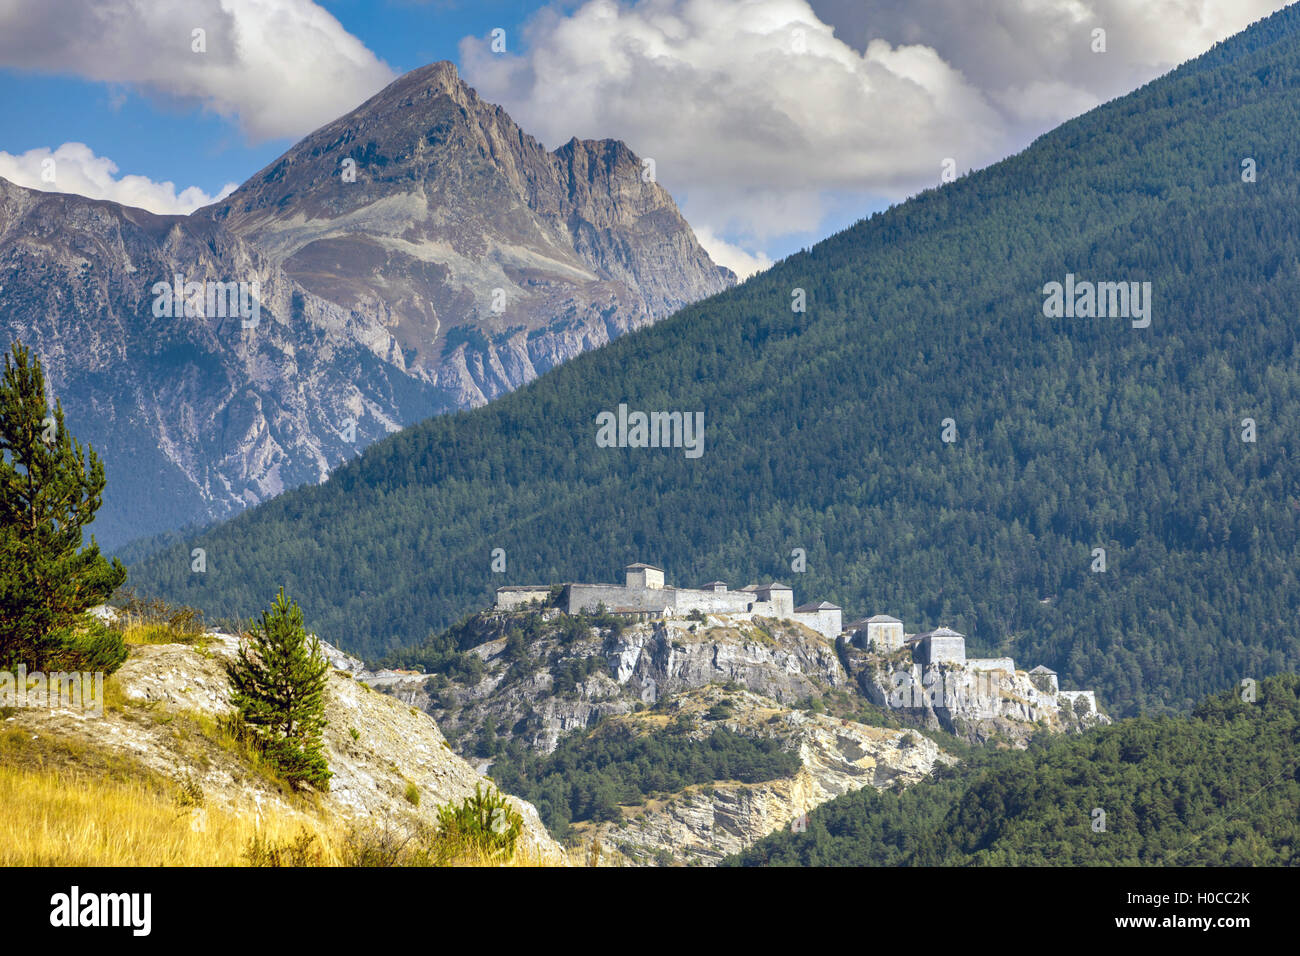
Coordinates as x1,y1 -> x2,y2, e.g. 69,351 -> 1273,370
840,642 -> 1111,745
354,608 -> 1110,864
360,611 -> 953,864
369,612 -> 847,757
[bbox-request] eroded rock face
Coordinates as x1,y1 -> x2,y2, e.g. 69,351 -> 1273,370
205,60 -> 734,411
608,620 -> 847,706
841,643 -> 1111,744
574,687 -> 953,866
354,612 -> 957,864
8,634 -> 566,862
354,609 -> 1112,864
367,614 -> 847,757
0,62 -> 732,548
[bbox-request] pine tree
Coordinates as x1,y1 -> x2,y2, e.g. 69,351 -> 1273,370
0,342 -> 126,671
227,588 -> 332,790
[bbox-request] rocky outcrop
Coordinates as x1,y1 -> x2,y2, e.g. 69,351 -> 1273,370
355,610 -> 957,865
6,632 -> 565,862
353,608 -> 1112,864
574,686 -> 953,866
366,612 -> 846,758
608,619 -> 846,707
841,642 -> 1111,744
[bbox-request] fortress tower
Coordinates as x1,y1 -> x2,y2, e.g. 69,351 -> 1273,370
625,563 -> 665,589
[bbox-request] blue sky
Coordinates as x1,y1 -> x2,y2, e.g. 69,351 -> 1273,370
0,0 -> 1289,275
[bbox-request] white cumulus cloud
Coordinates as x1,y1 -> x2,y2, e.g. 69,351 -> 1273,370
464,0 -> 1004,239
811,0 -> 1290,132
460,0 -> 1292,266
0,143 -> 238,215
692,225 -> 774,279
0,0 -> 397,142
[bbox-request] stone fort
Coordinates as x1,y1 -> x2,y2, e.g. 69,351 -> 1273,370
843,616 -> 1099,715
496,562 -> 844,639
495,563 -> 1100,715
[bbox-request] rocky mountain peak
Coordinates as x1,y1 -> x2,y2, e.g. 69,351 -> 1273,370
400,59 -> 464,96
323,58 -> 481,137
205,59 -> 733,394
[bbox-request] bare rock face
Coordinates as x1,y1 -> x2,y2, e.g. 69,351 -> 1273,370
366,613 -> 848,758
573,687 -> 953,867
0,178 -> 438,548
358,611 -> 958,865
0,61 -> 732,548
608,619 -> 847,707
359,608 -> 1114,865
204,60 -> 735,410
841,643 -> 1111,744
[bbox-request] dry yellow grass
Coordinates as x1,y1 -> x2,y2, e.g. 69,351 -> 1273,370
119,620 -> 205,646
0,726 -> 562,866
0,761 -> 339,866
0,761 -> 561,866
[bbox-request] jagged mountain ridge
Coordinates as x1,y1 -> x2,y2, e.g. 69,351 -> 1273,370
0,61 -> 733,548
202,60 -> 734,408
0,178 -> 434,547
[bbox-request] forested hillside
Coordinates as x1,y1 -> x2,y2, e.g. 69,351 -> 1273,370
727,674 -> 1300,866
132,6 -> 1300,716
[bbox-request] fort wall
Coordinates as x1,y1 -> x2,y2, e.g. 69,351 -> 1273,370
495,587 -> 553,609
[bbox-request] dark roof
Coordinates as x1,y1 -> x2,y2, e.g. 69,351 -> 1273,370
866,614 -> 901,624
912,627 -> 964,640
753,582 -> 793,592
625,563 -> 664,571
794,601 -> 841,612
701,580 -> 728,587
